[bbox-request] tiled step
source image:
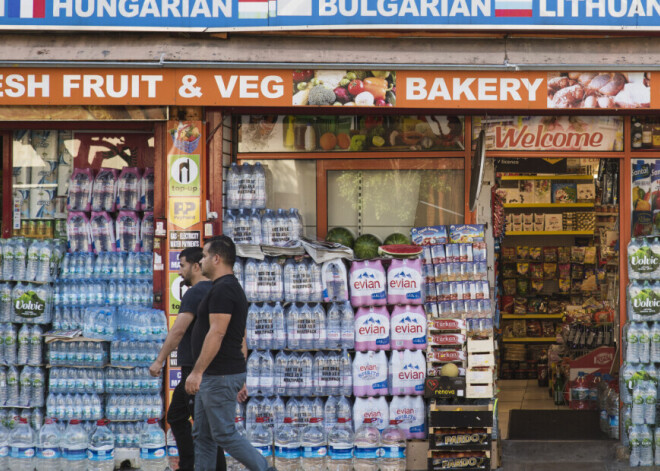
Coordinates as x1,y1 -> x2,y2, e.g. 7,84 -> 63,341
500,440 -> 646,471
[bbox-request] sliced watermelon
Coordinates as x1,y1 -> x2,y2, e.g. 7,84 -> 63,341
378,244 -> 423,258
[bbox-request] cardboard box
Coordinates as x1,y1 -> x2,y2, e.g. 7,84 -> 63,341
467,383 -> 495,398
577,182 -> 596,202
468,353 -> 495,367
424,377 -> 466,399
545,213 -> 563,232
467,337 -> 495,353
466,367 -> 495,384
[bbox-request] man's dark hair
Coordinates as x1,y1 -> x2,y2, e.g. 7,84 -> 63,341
180,246 -> 203,265
205,235 -> 236,267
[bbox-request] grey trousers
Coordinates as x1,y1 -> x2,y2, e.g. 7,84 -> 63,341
193,372 -> 268,471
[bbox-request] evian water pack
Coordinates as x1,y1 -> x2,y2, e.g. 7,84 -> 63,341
67,168 -> 93,212
389,396 -> 426,439
352,350 -> 388,397
387,258 -> 423,305
390,305 -> 427,351
354,306 -> 390,351
389,350 -> 425,396
353,396 -> 389,432
350,260 -> 386,307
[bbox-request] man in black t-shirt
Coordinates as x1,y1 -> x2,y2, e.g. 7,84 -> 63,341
186,235 -> 272,471
149,246 -> 224,471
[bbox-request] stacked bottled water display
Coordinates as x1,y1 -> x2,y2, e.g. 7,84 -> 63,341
0,237 -> 62,433
625,236 -> 660,466
225,163 -> 304,246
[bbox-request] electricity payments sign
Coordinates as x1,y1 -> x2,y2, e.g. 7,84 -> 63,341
2,0 -> 660,32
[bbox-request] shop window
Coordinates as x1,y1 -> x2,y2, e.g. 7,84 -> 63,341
240,159 -> 317,239
319,159 -> 464,240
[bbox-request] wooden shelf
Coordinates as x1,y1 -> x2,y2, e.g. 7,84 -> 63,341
500,175 -> 594,181
506,230 -> 594,236
502,314 -> 564,320
502,337 -> 557,343
504,203 -> 594,209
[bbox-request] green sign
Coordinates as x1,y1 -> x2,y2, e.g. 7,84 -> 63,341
169,273 -> 189,314
168,154 -> 201,197
14,290 -> 46,318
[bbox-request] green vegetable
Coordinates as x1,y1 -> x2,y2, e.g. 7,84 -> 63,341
354,71 -> 368,80
349,135 -> 367,151
339,78 -> 351,87
386,90 -> 396,106
345,72 -> 357,80
308,85 -> 337,106
297,82 -> 308,91
310,78 -> 320,86
371,71 -> 390,78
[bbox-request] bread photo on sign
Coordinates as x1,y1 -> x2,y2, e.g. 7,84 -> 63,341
547,72 -> 650,109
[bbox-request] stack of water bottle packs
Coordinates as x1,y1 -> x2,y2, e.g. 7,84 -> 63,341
225,162 -> 305,247
624,236 -> 660,467
66,166 -> 154,253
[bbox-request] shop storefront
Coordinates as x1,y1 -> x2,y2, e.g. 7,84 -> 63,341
1,7 -> 660,468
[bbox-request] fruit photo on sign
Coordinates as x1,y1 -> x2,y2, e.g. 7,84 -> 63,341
292,70 -> 396,107
169,122 -> 201,153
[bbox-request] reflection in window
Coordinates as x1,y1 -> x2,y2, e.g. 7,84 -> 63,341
328,169 -> 464,240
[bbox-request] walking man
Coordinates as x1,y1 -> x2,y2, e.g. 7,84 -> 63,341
185,235 -> 273,471
149,246 -> 225,471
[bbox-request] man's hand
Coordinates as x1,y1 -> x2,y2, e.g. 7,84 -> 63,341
185,371 -> 203,395
237,384 -> 248,403
149,360 -> 163,378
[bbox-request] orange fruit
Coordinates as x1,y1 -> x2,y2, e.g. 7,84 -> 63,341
336,133 -> 350,150
319,132 -> 337,150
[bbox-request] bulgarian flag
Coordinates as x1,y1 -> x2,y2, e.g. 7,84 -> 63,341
7,0 -> 46,17
238,0 -> 268,19
494,0 -> 533,17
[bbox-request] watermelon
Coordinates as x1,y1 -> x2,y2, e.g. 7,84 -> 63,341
353,234 -> 382,260
378,244 -> 423,258
384,232 -> 411,245
325,227 -> 355,248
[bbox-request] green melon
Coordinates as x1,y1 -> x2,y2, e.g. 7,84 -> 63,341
354,234 -> 382,260
383,232 -> 411,245
325,226 -> 355,248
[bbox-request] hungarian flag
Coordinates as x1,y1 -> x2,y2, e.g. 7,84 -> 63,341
7,0 -> 46,17
495,0 -> 533,17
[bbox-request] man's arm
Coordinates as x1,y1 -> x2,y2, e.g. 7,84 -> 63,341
149,312 -> 194,377
237,329 -> 249,403
242,329 -> 248,360
185,312 -> 231,394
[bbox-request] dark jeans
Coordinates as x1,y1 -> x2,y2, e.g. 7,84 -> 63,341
167,366 -> 226,471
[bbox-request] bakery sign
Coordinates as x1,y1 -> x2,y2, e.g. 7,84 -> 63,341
5,0 -> 660,31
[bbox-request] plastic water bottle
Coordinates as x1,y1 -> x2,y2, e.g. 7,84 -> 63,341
0,420 -> 9,470
301,417 -> 327,471
140,418 -> 167,471
88,419 -> 114,471
284,259 -> 296,302
641,424 -> 654,467
247,351 -> 261,396
640,322 -> 651,364
289,208 -> 303,241
261,209 -> 275,246
380,420 -> 406,471
62,419 -> 88,471
341,350 -> 353,397
572,372 -> 589,410
645,382 -> 657,425
261,351 -> 275,397
25,241 -> 40,282
36,417 -> 61,471
14,238 -> 27,281
9,416 -> 35,471
17,324 -> 29,365
271,260 -> 284,302
166,428 -> 179,471
300,352 -> 313,397
631,424 -> 641,466
353,418 -> 380,471
340,302 -> 355,349
328,417 -> 354,471
633,382 -> 646,425
287,304 -> 300,350
274,417 -> 300,471
257,259 -> 270,301
29,325 -> 42,366
327,303 -> 342,350
31,367 -> 44,407
250,209 -> 262,245
249,417 -> 273,467
628,323 -> 641,363
227,162 -> 241,210
244,259 -> 258,302
273,302 -> 286,350
0,284 -> 12,322
253,162 -> 266,209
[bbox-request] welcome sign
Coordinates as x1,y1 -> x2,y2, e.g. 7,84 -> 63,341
3,0 -> 660,31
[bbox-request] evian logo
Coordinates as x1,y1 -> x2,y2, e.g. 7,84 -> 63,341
359,364 -> 378,372
389,270 -> 419,290
364,411 -> 382,419
393,316 -> 423,335
353,269 -> 384,291
358,316 -> 386,336
398,363 -> 424,380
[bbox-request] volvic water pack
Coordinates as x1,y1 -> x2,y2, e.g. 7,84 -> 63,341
387,258 -> 423,305
389,396 -> 426,439
389,350 -> 426,396
350,260 -> 386,307
354,306 -> 390,351
352,351 -> 388,397
628,280 -> 660,322
390,305 -> 427,351
353,396 -> 389,432
628,237 -> 660,280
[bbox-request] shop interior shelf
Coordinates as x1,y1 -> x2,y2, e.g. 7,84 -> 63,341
506,230 -> 594,236
499,175 -> 595,181
501,314 -> 564,320
503,203 -> 594,209
502,337 -> 557,342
